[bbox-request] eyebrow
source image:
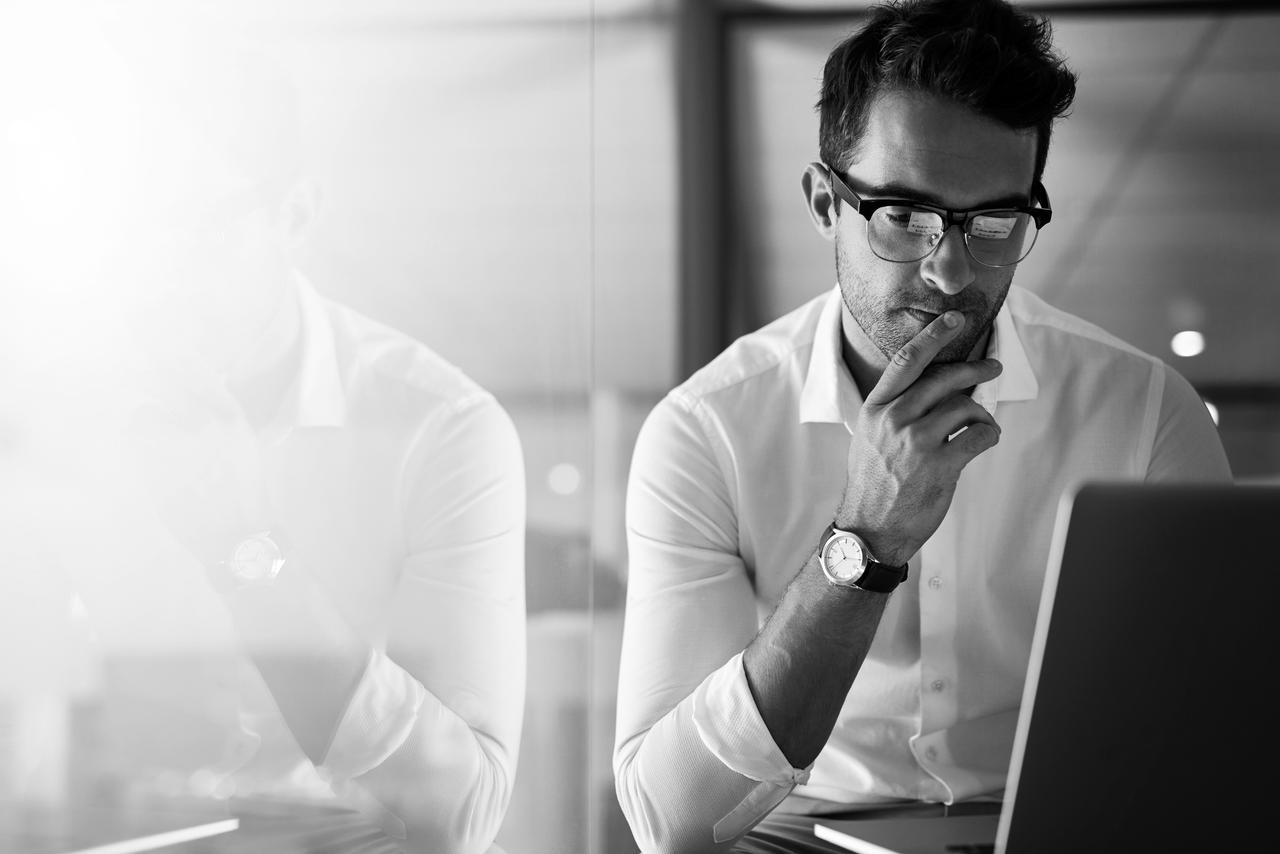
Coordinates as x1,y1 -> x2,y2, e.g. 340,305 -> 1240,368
864,181 -> 1032,210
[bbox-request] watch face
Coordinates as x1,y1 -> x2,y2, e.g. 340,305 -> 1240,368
230,536 -> 282,583
823,532 -> 866,584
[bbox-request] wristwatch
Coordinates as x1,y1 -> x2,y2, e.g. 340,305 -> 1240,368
818,524 -> 908,593
210,530 -> 287,592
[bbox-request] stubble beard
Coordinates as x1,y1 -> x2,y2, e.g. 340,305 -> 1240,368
835,240 -> 1010,366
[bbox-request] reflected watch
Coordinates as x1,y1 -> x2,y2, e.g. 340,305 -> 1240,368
208,530 -> 287,593
818,524 -> 908,593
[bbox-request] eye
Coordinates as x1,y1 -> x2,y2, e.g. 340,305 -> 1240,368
878,206 -> 940,233
883,208 -> 913,228
969,214 -> 1019,241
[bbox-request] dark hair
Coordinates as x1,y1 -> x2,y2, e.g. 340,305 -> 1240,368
817,0 -> 1077,184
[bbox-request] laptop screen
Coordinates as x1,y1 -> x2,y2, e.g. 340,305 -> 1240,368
998,481 -> 1276,853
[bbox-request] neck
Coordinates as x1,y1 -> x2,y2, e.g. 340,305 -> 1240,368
224,276 -> 301,385
223,275 -> 304,427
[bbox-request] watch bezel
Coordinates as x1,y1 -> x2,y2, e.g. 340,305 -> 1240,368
227,531 -> 286,585
820,528 -> 870,586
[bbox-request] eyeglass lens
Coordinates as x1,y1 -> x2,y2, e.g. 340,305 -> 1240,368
870,206 -> 1038,267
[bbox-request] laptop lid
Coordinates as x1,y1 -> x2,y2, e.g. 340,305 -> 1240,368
816,481 -> 1278,854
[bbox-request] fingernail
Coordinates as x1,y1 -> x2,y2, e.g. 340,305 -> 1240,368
943,311 -> 960,328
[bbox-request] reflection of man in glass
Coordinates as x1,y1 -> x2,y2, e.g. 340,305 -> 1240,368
27,31 -> 525,854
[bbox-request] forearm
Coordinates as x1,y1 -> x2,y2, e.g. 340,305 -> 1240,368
222,564 -> 369,762
742,548 -> 889,769
349,681 -> 518,854
229,575 -> 520,853
616,654 -> 806,854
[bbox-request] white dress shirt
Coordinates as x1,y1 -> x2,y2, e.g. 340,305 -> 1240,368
615,284 -> 1230,853
276,277 -> 527,843
16,275 -> 525,854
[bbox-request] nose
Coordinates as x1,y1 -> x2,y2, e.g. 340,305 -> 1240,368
919,225 -> 976,296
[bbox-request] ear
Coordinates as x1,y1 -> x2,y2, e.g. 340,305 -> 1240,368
801,161 -> 839,241
279,175 -> 324,248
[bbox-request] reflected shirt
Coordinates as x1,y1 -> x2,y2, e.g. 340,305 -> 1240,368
39,274 -> 525,854
614,284 -> 1230,853
242,276 -> 526,852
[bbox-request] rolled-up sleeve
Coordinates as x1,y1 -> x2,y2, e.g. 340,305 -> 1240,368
322,393 -> 525,854
615,393 -> 807,854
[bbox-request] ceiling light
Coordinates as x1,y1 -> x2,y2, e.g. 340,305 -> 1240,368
1170,330 -> 1205,358
548,463 -> 582,496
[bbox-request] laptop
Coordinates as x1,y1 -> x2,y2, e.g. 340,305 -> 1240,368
815,480 -> 1277,854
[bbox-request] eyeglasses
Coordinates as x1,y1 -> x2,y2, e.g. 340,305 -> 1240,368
824,164 -> 1052,268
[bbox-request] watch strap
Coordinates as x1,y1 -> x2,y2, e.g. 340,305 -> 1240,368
851,556 -> 908,593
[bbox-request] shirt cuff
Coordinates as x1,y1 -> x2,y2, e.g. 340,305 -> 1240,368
319,648 -> 427,781
692,651 -> 811,842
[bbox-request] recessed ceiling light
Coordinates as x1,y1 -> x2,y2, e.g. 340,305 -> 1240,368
1171,330 -> 1205,358
548,462 -> 582,496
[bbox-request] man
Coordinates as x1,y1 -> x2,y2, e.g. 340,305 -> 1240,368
613,1 -> 1230,852
8,28 -> 525,854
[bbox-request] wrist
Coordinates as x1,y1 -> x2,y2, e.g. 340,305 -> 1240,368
817,522 -> 908,593
831,509 -> 909,568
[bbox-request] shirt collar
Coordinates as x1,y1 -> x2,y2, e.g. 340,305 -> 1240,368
799,284 -> 1039,430
972,289 -> 1039,413
262,271 -> 348,440
799,287 -> 863,427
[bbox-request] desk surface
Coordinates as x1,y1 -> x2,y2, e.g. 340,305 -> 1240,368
0,797 -> 404,854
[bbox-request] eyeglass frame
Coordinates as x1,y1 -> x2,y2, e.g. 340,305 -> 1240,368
822,163 -> 1053,269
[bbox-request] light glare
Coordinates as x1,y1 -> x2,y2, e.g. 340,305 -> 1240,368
548,463 -> 582,496
1170,330 -> 1205,358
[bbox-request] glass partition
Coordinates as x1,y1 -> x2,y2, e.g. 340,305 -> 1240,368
0,2 -> 595,852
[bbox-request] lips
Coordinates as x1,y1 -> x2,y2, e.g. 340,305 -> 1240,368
904,308 -> 943,324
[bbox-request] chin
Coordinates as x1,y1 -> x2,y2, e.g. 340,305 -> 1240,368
873,318 -> 988,365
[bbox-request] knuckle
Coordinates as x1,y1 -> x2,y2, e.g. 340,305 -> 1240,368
903,422 -> 929,452
889,345 -> 916,371
972,423 -> 1001,450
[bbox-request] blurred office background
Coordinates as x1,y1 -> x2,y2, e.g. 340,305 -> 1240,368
1,1 -> 1277,854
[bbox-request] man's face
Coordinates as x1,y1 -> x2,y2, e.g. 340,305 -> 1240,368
117,127 -> 295,364
831,90 -> 1039,365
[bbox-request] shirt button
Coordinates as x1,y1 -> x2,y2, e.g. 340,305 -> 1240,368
931,679 -> 945,692
925,747 -> 938,762
928,576 -> 942,589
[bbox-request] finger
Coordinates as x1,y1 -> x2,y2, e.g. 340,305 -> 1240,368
894,358 -> 1003,418
944,421 -> 1001,464
865,310 -> 967,406
919,394 -> 1001,444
